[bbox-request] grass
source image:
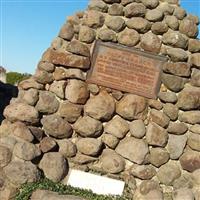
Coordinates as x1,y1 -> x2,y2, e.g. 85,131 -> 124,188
15,178 -> 127,200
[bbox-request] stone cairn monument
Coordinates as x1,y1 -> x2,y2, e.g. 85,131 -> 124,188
0,0 -> 200,199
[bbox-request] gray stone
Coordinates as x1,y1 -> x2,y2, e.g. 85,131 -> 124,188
179,111 -> 200,124
57,139 -> 77,158
4,103 -> 39,124
36,91 -> 59,114
163,62 -> 191,77
161,73 -> 186,92
76,138 -> 102,156
83,10 -> 104,28
167,134 -> 187,160
150,147 -> 169,167
179,19 -> 198,38
187,132 -> 200,151
101,134 -> 119,149
104,115 -> 129,138
130,164 -> 156,180
13,142 -> 41,161
84,91 -> 115,121
145,9 -> 163,22
146,122 -> 168,147
4,161 -> 40,186
129,119 -> 146,139
59,23 -> 74,41
157,162 -> 181,185
165,15 -> 179,30
41,115 -> 72,139
39,152 -> 67,182
186,14 -> 199,24
97,28 -> 117,42
163,103 -> 179,121
158,91 -> 177,103
126,17 -> 151,33
167,122 -> 188,135
124,3 -> 146,18
116,94 -> 147,120
191,68 -> 200,87
58,101 -> 82,123
100,149 -> 125,174
180,150 -> 200,172
49,81 -> 67,99
73,116 -> 103,137
108,3 -> 124,16
140,32 -> 162,53
105,16 -> 125,32
116,137 -> 148,164
78,26 -> 96,43
150,109 -> 170,128
166,48 -> 188,62
65,79 -> 89,104
0,146 -> 12,168
117,28 -> 140,46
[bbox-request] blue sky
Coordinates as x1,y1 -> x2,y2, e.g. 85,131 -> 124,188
0,0 -> 200,74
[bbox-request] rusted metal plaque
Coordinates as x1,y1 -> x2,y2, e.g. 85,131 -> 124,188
87,40 -> 167,99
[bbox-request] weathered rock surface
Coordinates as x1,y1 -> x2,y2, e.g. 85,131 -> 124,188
163,103 -> 179,121
0,145 -> 12,168
49,81 -> 66,99
39,137 -> 57,153
101,134 -> 119,149
105,16 -> 125,32
190,53 -> 200,68
84,91 -> 115,121
187,132 -> 200,151
79,26 -> 96,43
167,122 -> 188,135
41,115 -> 72,139
39,152 -> 67,182
116,137 -> 148,164
129,119 -> 146,139
124,3 -> 146,18
173,188 -> 195,200
74,116 -> 102,137
179,111 -> 200,124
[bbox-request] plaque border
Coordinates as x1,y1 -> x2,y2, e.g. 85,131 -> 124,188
87,40 -> 168,99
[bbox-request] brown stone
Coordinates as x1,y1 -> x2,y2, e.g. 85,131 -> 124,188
72,153 -> 97,164
104,115 -> 129,138
73,116 -> 103,137
146,122 -> 168,147
108,3 -> 124,16
34,69 -> 53,84
4,103 -> 39,124
105,16 -> 125,32
190,124 -> 200,135
41,115 -> 72,139
130,164 -> 156,180
117,28 -> 140,46
163,103 -> 179,121
148,99 -> 163,110
39,152 -> 67,182
165,15 -> 179,30
59,23 -> 74,41
124,3 -> 146,18
187,132 -> 200,151
76,138 -> 102,156
129,119 -> 146,139
150,147 -> 169,167
18,89 -> 39,106
163,62 -> 191,77
65,79 -> 89,104
140,32 -> 162,53
116,137 -> 149,164
177,86 -> 200,110
166,48 -> 188,62
191,68 -> 200,87
18,78 -> 44,90
151,22 -> 168,35
58,101 -> 82,123
180,150 -> 200,172
66,40 -> 90,57
0,146 -> 12,168
126,17 -> 151,33
42,49 -> 90,69
167,122 -> 188,135
101,134 -> 119,149
161,73 -> 186,92
28,126 -> 44,141
97,28 -> 117,42
188,39 -> 200,53
141,0 -> 159,8
190,53 -> 200,68
145,9 -> 163,22
116,94 -> 147,120
88,0 -> 108,13
158,91 -> 177,103
85,91 -> 115,121
39,137 -> 57,153
83,10 -> 104,28
100,149 -> 125,174
49,81 -> 67,99
179,19 -> 198,38
38,61 -> 55,72
179,111 -> 200,124
79,26 -> 96,43
173,7 -> 186,20
36,91 -> 59,114
157,162 -> 181,185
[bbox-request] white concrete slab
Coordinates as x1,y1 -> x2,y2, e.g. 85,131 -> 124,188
66,169 -> 125,196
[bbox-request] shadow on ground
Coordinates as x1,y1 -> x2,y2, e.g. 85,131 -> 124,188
0,81 -> 18,123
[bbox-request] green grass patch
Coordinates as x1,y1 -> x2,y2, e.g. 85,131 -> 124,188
15,178 -> 127,200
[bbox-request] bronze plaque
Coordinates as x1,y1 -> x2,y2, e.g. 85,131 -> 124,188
87,40 -> 167,99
